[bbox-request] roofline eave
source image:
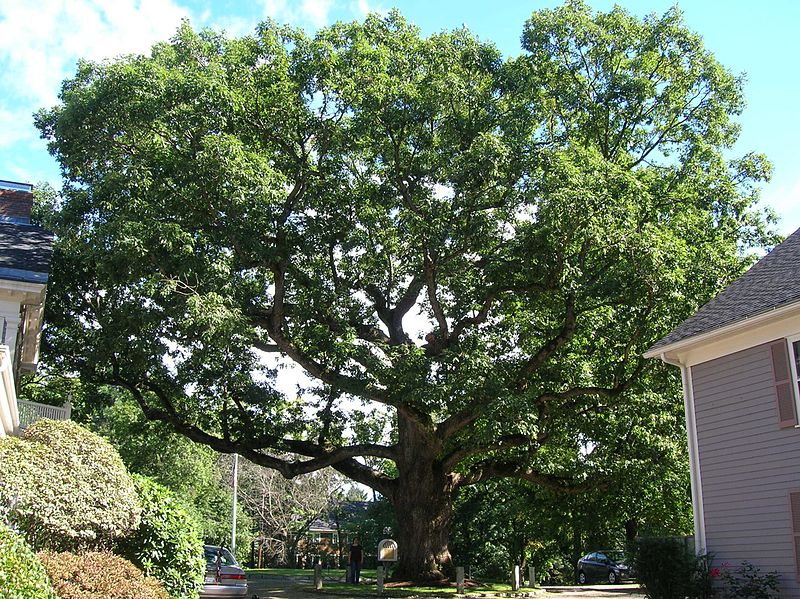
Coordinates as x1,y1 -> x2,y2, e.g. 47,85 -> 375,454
645,299 -> 800,361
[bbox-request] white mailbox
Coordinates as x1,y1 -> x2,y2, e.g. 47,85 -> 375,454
377,538 -> 398,562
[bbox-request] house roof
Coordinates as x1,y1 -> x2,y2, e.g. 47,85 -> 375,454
308,519 -> 337,533
0,222 -> 54,284
648,226 -> 800,354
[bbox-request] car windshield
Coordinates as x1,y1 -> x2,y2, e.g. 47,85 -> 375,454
204,547 -> 237,567
606,551 -> 625,564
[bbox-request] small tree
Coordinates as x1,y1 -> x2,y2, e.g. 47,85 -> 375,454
230,456 -> 346,566
117,475 -> 205,599
631,537 -> 698,599
90,393 -> 253,554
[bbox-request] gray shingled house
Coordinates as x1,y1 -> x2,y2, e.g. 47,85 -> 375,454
646,226 -> 800,596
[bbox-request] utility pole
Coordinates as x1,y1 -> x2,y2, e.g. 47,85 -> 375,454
231,453 -> 239,556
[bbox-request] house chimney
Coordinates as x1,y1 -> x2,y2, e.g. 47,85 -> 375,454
0,180 -> 33,224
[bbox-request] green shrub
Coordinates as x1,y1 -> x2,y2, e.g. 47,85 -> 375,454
0,522 -> 58,599
118,475 -> 205,599
38,550 -> 169,599
0,419 -> 141,550
720,561 -> 780,599
631,537 -> 698,599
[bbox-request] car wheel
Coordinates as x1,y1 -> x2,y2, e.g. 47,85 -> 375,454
578,571 -> 587,584
608,570 -> 618,584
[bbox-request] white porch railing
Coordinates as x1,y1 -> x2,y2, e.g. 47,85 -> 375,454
17,399 -> 71,431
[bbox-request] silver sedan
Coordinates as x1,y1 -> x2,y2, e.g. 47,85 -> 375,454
201,545 -> 248,598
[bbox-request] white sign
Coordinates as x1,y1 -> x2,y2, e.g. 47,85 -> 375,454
377,538 -> 398,562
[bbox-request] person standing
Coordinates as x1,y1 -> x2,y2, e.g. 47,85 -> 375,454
349,536 -> 363,584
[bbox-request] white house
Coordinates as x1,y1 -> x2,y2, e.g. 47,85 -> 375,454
646,226 -> 800,596
0,179 -> 64,436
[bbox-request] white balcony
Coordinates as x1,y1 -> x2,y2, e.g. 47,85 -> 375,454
17,398 -> 71,431
0,344 -> 70,437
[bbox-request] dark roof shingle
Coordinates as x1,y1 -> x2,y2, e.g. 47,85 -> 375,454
0,222 -> 54,283
648,226 -> 800,353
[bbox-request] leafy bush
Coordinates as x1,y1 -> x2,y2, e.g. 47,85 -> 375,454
38,550 -> 169,599
117,475 -> 205,599
0,419 -> 141,550
468,541 -> 512,580
631,537 -> 699,599
0,522 -> 58,599
93,396 -> 254,558
720,561 -> 780,599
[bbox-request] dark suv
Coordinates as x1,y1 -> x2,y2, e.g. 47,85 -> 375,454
577,550 -> 631,584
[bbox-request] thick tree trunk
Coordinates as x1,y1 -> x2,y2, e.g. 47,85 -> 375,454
390,414 -> 456,582
625,518 -> 638,542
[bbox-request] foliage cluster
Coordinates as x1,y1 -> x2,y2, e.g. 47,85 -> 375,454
631,537 -> 710,599
451,473 -> 692,584
233,453 -> 353,567
38,550 -> 169,599
719,562 -> 780,599
117,475 -> 205,599
0,419 -> 207,598
0,522 -> 58,599
0,419 -> 140,551
335,498 -> 398,570
90,394 -> 253,560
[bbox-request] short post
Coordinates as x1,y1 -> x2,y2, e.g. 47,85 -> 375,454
377,565 -> 385,594
512,565 -> 521,591
314,563 -> 322,590
528,565 -> 535,588
456,566 -> 465,594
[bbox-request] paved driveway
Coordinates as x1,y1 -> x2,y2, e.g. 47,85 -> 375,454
246,575 -> 646,599
246,574 -> 310,598
542,585 -> 645,598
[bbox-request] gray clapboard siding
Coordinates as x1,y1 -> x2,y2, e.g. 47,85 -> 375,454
692,341 -> 800,597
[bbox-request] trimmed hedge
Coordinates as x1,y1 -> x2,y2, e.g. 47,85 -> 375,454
0,419 -> 141,550
118,475 -> 205,599
631,537 -> 705,599
38,550 -> 169,599
0,522 -> 58,599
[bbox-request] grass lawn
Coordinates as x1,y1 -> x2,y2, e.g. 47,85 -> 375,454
246,568 -> 541,596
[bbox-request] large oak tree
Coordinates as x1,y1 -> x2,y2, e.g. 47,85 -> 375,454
36,1 -> 775,580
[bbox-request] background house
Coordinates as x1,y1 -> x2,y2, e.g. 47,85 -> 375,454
646,227 -> 800,596
0,179 -> 66,436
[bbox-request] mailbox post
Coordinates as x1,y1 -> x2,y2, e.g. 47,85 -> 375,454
377,537 -> 398,589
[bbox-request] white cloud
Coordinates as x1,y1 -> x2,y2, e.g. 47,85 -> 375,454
301,0 -> 333,27
258,0 -> 339,28
0,0 -> 190,112
260,0 -> 295,23
351,0 -> 384,18
207,14 -> 254,38
0,108 -> 35,149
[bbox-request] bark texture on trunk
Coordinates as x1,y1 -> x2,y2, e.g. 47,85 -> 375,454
390,414 -> 456,582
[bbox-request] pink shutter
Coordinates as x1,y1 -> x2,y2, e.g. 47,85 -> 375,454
771,341 -> 798,428
789,491 -> 800,579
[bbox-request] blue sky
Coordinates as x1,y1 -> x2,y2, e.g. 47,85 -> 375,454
1,0 -> 798,235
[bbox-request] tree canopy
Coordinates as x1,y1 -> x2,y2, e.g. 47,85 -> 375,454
36,0 -> 775,579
